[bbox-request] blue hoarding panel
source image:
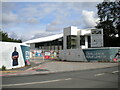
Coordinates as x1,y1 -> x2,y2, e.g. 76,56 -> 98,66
83,47 -> 120,62
20,45 -> 30,65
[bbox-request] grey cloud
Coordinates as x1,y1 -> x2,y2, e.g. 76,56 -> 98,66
2,2 -> 99,25
18,7 -> 39,18
8,31 -> 20,40
2,12 -> 19,25
30,32 -> 54,40
82,10 -> 99,28
2,2 -> 17,13
2,2 -> 100,41
45,2 -> 99,32
46,24 -> 62,32
26,18 -> 39,24
18,3 -> 57,19
21,30 -> 56,42
46,17 -> 81,32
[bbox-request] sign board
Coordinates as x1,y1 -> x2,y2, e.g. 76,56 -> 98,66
91,29 -> 103,48
45,52 -> 50,56
83,47 -> 120,62
0,42 -> 30,69
21,45 -> 30,65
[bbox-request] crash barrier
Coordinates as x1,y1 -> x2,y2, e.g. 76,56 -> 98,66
0,42 -> 30,69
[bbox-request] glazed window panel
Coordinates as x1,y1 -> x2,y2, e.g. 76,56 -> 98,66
67,35 -> 77,49
80,36 -> 85,45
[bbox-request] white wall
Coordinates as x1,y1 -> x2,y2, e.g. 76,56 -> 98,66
63,26 -> 80,50
0,42 -> 29,69
81,29 -> 91,36
59,49 -> 87,61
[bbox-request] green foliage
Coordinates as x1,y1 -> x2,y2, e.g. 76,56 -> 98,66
0,30 -> 22,43
96,1 -> 120,47
1,65 -> 6,71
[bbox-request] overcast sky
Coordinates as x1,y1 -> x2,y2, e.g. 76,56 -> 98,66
1,1 -> 101,42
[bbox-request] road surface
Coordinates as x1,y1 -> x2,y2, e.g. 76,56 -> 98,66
2,66 -> 119,88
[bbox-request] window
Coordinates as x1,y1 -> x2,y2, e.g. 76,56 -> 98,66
80,36 -> 85,45
67,35 -> 77,49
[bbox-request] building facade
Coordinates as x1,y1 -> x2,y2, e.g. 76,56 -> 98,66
24,26 -> 95,51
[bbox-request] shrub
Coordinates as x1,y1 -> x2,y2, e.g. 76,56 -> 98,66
2,65 -> 6,71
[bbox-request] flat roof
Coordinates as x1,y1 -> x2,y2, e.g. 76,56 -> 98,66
23,27 -> 92,44
23,33 -> 63,44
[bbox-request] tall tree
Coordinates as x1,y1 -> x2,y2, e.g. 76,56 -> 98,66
0,30 -> 22,43
96,1 -> 120,47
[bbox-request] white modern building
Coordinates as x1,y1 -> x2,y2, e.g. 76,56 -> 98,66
24,26 -> 111,61
24,26 -> 99,51
23,26 -> 120,62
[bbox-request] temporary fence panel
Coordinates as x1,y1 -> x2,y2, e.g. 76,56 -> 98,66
0,42 -> 30,69
83,47 -> 120,62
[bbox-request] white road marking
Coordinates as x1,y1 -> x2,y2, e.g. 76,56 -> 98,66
112,71 -> 119,74
1,78 -> 72,87
94,73 -> 105,76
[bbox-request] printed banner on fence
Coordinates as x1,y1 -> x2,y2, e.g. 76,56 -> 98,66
91,29 -> 103,48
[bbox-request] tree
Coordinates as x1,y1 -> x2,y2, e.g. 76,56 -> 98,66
0,30 -> 22,43
96,1 -> 120,47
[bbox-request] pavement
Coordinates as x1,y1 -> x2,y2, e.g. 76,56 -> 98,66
0,58 -> 119,77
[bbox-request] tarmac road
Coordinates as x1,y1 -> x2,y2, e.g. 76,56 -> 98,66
1,66 -> 119,88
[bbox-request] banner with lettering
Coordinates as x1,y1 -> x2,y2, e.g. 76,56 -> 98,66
83,47 -> 120,62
